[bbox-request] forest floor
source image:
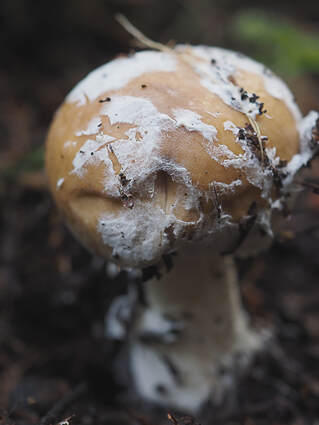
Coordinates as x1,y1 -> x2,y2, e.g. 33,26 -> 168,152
1,2 -> 319,424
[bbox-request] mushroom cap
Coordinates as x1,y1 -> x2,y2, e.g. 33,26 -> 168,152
46,45 -> 302,267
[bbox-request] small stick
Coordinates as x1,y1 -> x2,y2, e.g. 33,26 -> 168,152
300,180 -> 319,194
115,14 -> 171,53
247,115 -> 264,164
39,382 -> 88,425
212,182 -> 221,219
167,413 -> 179,425
221,203 -> 257,256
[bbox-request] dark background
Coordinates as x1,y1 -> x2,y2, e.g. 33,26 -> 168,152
1,1 -> 319,425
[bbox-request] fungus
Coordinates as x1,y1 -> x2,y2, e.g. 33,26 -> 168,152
45,44 -> 319,413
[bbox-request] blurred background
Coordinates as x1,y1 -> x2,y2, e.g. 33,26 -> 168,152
1,1 -> 319,425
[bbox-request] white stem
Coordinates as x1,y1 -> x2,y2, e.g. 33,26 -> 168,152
127,247 -> 261,413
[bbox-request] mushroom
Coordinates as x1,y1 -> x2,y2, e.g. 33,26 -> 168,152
46,45 -> 319,413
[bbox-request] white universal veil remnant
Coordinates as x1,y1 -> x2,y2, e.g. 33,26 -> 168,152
46,31 -> 319,413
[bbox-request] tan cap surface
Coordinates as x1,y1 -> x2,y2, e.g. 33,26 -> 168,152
46,46 -> 302,267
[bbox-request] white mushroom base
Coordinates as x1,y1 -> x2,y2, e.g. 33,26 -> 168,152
107,248 -> 262,413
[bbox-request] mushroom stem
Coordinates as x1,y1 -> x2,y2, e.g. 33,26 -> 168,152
128,247 -> 261,413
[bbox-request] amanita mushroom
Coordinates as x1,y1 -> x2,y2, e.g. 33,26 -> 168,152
46,44 -> 319,413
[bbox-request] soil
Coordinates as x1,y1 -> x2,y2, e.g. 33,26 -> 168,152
1,2 -> 319,425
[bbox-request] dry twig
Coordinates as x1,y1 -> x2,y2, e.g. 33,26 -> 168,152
39,382 -> 88,425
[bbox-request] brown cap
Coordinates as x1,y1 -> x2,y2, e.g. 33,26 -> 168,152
46,45 -> 302,267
